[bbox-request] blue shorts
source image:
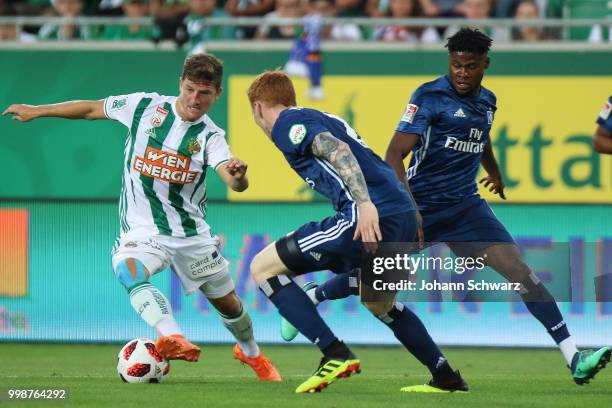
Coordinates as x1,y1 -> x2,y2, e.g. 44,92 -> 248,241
421,195 -> 514,254
276,206 -> 417,275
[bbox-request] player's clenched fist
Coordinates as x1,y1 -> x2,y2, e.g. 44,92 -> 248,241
225,157 -> 248,178
2,104 -> 39,122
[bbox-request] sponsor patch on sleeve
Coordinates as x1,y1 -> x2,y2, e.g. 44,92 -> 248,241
401,104 -> 419,124
110,97 -> 127,111
598,100 -> 611,120
289,124 -> 307,145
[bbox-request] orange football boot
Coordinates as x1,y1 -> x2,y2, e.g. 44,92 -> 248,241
155,334 -> 201,362
233,344 -> 282,381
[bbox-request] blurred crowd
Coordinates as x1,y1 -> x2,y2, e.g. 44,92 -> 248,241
0,0 -> 610,43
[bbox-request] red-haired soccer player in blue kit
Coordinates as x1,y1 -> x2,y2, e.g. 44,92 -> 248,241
246,70 -> 469,393
281,28 -> 610,389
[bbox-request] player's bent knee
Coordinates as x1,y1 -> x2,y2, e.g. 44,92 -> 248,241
210,291 -> 242,317
497,260 -> 531,283
362,300 -> 395,316
249,252 -> 268,284
368,301 -> 407,324
513,261 -> 532,281
114,258 -> 149,291
250,243 -> 286,284
519,272 -> 555,302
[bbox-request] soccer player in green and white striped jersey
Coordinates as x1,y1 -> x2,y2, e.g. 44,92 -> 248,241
3,54 -> 281,382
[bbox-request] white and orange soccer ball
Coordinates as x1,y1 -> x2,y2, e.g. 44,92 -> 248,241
117,338 -> 170,383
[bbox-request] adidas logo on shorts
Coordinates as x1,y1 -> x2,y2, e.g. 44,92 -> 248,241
309,251 -> 322,261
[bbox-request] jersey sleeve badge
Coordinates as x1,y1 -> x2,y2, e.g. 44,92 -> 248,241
401,104 -> 419,124
598,100 -> 611,120
487,110 -> 494,125
289,124 -> 307,145
110,98 -> 127,111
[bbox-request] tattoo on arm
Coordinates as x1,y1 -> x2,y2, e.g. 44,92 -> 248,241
311,131 -> 371,204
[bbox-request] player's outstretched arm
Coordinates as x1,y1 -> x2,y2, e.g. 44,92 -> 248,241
216,157 -> 249,192
385,131 -> 424,246
311,131 -> 382,248
479,142 -> 506,199
592,125 -> 612,154
2,100 -> 106,122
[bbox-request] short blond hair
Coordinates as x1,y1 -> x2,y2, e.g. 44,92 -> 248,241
247,71 -> 297,107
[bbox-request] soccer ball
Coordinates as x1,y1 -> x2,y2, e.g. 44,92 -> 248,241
117,338 -> 170,383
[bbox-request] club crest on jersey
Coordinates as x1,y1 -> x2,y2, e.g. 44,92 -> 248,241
599,100 -> 611,120
187,138 -> 201,155
401,104 -> 418,124
151,106 -> 169,127
487,110 -> 494,124
289,124 -> 307,145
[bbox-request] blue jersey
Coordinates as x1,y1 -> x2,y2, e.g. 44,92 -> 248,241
271,107 -> 413,216
596,96 -> 612,132
396,75 -> 497,210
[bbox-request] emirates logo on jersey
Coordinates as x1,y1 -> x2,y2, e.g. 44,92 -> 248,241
133,147 -> 197,184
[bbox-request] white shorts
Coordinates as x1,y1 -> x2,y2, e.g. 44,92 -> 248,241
112,230 -> 234,298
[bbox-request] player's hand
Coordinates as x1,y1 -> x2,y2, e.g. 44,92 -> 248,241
225,157 -> 247,179
479,174 -> 506,199
415,209 -> 425,249
2,104 -> 39,122
354,201 -> 382,254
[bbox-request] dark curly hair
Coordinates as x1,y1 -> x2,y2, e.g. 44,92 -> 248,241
445,28 -> 493,55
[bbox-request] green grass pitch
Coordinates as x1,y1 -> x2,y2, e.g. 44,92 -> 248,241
1,344 -> 610,407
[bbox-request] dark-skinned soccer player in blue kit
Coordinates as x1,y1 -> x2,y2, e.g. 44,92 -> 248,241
280,28 -> 611,390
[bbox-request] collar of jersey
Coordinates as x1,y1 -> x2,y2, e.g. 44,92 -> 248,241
271,107 -> 296,136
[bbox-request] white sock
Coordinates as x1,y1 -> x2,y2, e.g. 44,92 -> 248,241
156,317 -> 183,336
129,283 -> 181,335
221,307 -> 260,358
238,339 -> 260,358
306,287 -> 320,306
559,337 -> 579,365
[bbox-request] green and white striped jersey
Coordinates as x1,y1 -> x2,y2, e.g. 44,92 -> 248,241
104,92 -> 231,238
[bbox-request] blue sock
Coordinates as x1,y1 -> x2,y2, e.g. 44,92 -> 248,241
520,278 -> 570,344
315,270 -> 359,302
524,301 -> 570,343
378,303 -> 446,374
260,276 -> 337,351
